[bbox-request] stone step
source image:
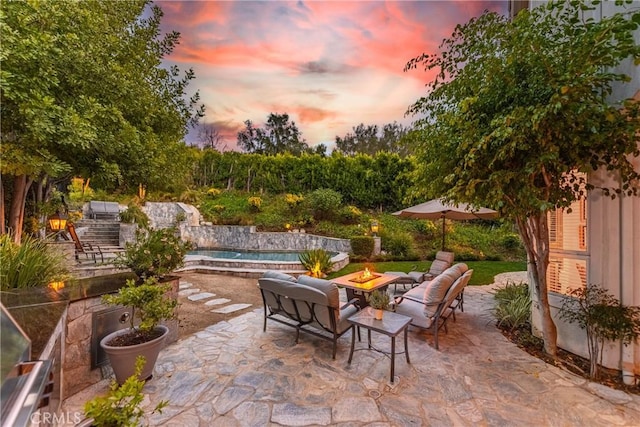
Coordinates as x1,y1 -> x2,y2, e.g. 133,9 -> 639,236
187,292 -> 216,301
204,298 -> 231,306
178,288 -> 201,296
211,303 -> 252,314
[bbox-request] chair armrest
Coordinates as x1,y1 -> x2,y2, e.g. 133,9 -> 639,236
394,294 -> 441,308
341,298 -> 360,310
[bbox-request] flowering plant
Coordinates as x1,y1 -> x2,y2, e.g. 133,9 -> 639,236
114,227 -> 194,279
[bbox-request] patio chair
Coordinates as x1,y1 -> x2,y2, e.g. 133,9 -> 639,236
67,223 -> 104,263
392,263 -> 472,349
385,250 -> 455,292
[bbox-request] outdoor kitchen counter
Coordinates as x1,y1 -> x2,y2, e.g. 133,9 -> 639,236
0,272 -> 135,359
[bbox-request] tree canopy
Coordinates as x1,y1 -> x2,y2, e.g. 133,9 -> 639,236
406,0 -> 640,355
334,122 -> 411,156
237,113 -> 312,156
1,0 -> 203,238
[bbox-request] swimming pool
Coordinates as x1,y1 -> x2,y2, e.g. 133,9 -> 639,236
182,248 -> 349,277
187,249 -> 336,262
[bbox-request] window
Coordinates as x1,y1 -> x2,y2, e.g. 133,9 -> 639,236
547,256 -> 588,295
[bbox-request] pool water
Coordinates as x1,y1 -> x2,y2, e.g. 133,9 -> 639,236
188,249 -> 335,262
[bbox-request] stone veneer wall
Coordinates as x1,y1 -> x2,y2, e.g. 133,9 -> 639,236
136,202 -> 352,253
181,225 -> 352,253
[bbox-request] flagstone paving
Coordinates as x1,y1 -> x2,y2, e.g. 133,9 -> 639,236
61,274 -> 640,426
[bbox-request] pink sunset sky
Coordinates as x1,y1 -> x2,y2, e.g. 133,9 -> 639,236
157,1 -> 509,150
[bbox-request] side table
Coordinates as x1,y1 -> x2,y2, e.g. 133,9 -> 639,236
347,307 -> 411,383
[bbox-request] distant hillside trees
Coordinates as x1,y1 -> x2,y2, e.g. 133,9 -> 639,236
238,113 -> 310,155
335,122 -> 411,156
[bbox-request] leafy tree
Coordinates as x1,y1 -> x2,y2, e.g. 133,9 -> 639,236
405,1 -> 640,355
335,122 -> 410,155
1,0 -> 203,241
237,113 -> 309,155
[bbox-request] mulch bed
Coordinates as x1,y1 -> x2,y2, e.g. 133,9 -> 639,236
499,325 -> 640,395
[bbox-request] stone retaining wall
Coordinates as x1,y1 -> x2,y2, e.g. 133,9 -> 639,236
140,202 -> 352,253
181,225 -> 352,253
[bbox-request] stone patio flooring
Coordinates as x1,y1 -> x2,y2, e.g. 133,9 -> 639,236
61,273 -> 640,426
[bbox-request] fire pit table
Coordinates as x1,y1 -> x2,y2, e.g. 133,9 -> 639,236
331,270 -> 399,308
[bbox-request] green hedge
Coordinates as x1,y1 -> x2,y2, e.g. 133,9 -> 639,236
350,236 -> 374,257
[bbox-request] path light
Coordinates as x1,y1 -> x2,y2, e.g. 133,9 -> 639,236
370,220 -> 379,236
48,211 -> 67,232
48,281 -> 65,291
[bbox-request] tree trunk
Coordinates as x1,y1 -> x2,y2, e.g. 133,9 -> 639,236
0,175 -> 5,235
516,213 -> 558,356
8,174 -> 33,244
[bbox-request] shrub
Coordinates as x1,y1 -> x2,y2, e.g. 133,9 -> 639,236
84,356 -> 167,426
178,188 -> 202,204
119,203 -> 150,229
492,281 -> 531,331
248,196 -> 262,211
114,227 -> 194,279
0,234 -> 69,290
299,249 -> 334,277
381,231 -> 417,260
339,205 -> 362,224
501,234 -> 523,251
350,236 -> 374,257
559,285 -> 640,379
284,193 -> 304,209
307,189 -> 342,220
207,188 -> 222,198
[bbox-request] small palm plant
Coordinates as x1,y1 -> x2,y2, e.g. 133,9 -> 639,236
299,248 -> 333,278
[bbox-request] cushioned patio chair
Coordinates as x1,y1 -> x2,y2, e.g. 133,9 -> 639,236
385,250 -> 455,292
392,263 -> 472,349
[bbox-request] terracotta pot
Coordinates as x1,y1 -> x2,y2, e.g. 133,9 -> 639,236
100,325 -> 168,384
374,309 -> 384,320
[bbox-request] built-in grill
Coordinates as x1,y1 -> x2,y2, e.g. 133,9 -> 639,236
1,303 -> 53,427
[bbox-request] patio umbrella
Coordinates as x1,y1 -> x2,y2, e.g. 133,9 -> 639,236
392,199 -> 499,250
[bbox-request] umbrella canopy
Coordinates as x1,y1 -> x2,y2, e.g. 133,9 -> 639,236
392,199 -> 499,250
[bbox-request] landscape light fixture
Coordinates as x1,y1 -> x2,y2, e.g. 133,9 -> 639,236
48,211 -> 67,232
370,220 -> 379,236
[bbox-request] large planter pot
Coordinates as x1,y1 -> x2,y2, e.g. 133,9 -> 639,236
100,325 -> 168,384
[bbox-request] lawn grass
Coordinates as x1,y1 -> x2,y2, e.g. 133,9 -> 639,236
328,260 -> 526,286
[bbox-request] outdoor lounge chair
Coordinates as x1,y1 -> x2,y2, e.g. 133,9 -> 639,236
385,250 -> 455,291
66,223 -> 104,263
392,263 -> 472,349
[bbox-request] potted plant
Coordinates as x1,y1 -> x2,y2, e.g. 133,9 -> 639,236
368,290 -> 390,320
114,226 -> 193,281
100,277 -> 177,384
82,356 -> 168,427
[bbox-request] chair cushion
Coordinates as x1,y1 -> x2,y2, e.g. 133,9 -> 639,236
448,263 -> 469,278
408,271 -> 425,283
435,250 -> 455,264
428,259 -> 451,276
423,268 -> 459,317
297,275 -> 340,308
262,270 -> 297,282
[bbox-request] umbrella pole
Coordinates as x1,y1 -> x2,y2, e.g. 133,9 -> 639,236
441,215 -> 445,251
